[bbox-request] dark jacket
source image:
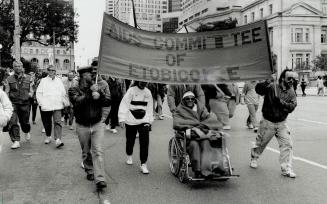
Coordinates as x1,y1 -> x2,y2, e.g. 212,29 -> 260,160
69,80 -> 111,126
5,74 -> 32,105
256,81 -> 297,123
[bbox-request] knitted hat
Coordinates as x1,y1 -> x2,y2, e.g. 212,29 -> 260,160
182,91 -> 195,99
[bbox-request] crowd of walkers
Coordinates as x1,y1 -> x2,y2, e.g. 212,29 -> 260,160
0,61 -> 300,190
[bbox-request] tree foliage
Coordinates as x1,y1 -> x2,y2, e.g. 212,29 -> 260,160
0,0 -> 78,67
312,55 -> 327,71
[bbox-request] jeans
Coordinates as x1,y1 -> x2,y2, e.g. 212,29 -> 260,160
251,118 -> 293,171
105,98 -> 120,128
246,104 -> 259,128
76,122 -> 106,183
126,123 -> 150,164
29,98 -> 38,123
8,103 -> 31,142
63,106 -> 74,126
40,109 -> 62,139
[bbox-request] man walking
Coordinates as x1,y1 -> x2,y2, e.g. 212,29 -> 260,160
250,69 -> 297,178
317,76 -> 324,96
69,66 -> 111,190
4,61 -> 33,149
62,71 -> 78,130
36,66 -> 66,148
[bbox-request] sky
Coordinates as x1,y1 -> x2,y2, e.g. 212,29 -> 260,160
74,0 -> 106,67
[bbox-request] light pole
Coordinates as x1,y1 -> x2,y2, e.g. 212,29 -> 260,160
0,44 -> 2,67
13,0 -> 21,63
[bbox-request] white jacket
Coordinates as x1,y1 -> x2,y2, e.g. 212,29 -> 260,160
0,88 -> 13,127
36,76 -> 66,111
118,86 -> 153,125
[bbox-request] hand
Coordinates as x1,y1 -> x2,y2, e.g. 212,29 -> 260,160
92,91 -> 100,100
144,123 -> 151,131
119,122 -> 125,128
90,84 -> 99,92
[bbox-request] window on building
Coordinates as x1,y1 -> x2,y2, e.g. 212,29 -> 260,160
30,49 -> 33,54
201,8 -> 208,14
305,53 -> 310,65
305,28 -> 310,42
244,15 -> 247,24
295,28 -> 303,42
35,49 -> 39,54
57,50 -> 60,55
260,8 -> 264,18
63,59 -> 70,70
269,4 -> 273,15
251,12 -> 255,22
296,53 -> 303,67
322,27 -> 327,43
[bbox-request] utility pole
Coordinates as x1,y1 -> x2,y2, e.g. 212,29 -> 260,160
131,0 -> 137,28
13,0 -> 21,63
53,31 -> 56,68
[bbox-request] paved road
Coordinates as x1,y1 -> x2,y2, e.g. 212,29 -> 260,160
1,96 -> 327,204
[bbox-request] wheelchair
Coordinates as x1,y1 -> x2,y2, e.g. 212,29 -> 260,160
168,130 -> 239,183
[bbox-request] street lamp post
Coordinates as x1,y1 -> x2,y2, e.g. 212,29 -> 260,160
13,0 -> 21,63
0,44 -> 2,67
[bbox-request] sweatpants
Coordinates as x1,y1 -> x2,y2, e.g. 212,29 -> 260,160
125,123 -> 150,164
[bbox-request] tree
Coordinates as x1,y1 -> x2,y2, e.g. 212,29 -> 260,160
312,55 -> 327,71
0,0 -> 78,67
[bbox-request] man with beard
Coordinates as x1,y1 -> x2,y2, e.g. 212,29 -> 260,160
118,81 -> 153,174
69,66 -> 111,190
4,61 -> 33,149
250,69 -> 297,178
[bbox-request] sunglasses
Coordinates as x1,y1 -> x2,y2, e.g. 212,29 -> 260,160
184,97 -> 195,102
286,77 -> 295,82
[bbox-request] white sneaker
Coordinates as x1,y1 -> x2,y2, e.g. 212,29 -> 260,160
25,133 -> 31,141
44,137 -> 51,144
126,156 -> 133,165
55,139 -> 64,148
282,169 -> 296,178
158,115 -> 164,120
140,163 -> 149,174
223,125 -> 231,130
42,128 -> 45,133
11,141 -> 20,149
250,158 -> 258,168
248,124 -> 254,129
105,125 -> 110,130
110,129 -> 118,134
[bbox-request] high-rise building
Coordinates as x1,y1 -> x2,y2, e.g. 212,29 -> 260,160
168,0 -> 181,12
113,0 -> 168,32
106,0 -> 115,15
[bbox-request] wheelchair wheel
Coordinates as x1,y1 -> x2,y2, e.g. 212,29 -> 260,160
168,138 -> 181,176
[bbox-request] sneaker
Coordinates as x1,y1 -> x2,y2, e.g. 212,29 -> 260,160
42,128 -> 45,133
96,181 -> 107,189
25,133 -> 31,141
223,125 -> 231,130
105,125 -> 110,130
11,141 -> 20,149
81,162 -> 85,169
55,139 -> 64,148
69,125 -> 74,130
254,127 -> 258,133
158,115 -> 164,120
61,117 -> 65,122
140,163 -> 149,174
44,137 -> 51,144
248,124 -> 254,129
110,129 -> 118,134
282,169 -> 296,178
126,156 -> 133,165
250,158 -> 258,168
86,173 -> 94,181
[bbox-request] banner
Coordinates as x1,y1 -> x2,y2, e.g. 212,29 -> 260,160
98,13 -> 273,84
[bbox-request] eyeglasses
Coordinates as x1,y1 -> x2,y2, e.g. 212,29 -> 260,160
286,77 -> 295,82
184,97 -> 195,102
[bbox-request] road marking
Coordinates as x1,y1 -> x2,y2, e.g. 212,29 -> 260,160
252,142 -> 327,170
289,118 -> 327,126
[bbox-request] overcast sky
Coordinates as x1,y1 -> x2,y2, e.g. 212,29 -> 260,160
74,0 -> 105,67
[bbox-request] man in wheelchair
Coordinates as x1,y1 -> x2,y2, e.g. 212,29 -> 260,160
173,91 -> 227,178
